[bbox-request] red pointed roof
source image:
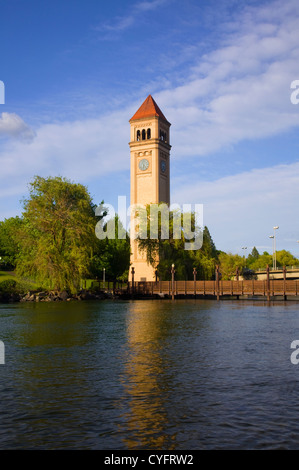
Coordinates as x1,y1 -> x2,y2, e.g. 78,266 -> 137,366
130,95 -> 169,122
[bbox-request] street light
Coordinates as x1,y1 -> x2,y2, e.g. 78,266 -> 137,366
269,235 -> 274,269
273,226 -> 279,270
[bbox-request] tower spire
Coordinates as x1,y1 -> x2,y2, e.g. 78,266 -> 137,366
130,95 -> 169,122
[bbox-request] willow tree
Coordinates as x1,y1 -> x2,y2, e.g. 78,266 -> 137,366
136,204 -> 216,280
16,176 -> 98,293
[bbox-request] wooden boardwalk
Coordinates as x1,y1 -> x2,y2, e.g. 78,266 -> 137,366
126,279 -> 299,300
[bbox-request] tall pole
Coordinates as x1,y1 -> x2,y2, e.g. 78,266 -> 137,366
283,266 -> 287,301
216,265 -> 220,301
266,264 -> 270,301
273,226 -> 279,270
269,235 -> 274,269
103,268 -> 105,289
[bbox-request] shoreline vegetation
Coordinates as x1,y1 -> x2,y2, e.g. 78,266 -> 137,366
0,278 -> 113,303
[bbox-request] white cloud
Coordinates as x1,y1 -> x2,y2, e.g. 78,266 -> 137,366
97,0 -> 168,34
172,162 -> 299,254
155,0 -> 299,157
0,112 -> 35,141
0,108 -> 131,212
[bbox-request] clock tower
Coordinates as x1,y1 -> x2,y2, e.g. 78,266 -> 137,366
129,95 -> 171,282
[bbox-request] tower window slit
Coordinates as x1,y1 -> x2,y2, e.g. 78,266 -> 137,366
160,130 -> 167,142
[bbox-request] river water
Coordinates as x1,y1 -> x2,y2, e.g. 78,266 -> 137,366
0,299 -> 299,450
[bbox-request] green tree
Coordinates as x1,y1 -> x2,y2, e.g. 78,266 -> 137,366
16,176 -> 98,293
276,250 -> 299,267
247,246 -> 259,266
249,253 -> 273,271
218,252 -> 245,280
201,226 -> 218,259
0,216 -> 24,269
92,215 -> 130,283
191,227 -> 218,279
137,205 -> 217,280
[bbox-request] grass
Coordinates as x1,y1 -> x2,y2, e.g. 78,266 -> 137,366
0,271 -> 127,293
0,270 -> 16,282
0,270 -> 41,292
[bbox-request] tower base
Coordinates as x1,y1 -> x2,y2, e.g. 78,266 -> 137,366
129,261 -> 156,282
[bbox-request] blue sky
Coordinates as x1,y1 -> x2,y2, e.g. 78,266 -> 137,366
0,0 -> 299,256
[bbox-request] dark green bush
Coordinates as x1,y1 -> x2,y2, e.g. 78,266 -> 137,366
0,279 -> 20,302
0,279 -> 17,292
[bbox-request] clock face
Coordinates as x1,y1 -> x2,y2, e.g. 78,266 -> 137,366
139,158 -> 149,171
161,160 -> 166,173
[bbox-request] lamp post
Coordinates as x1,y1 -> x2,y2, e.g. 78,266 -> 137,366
273,226 -> 279,270
171,264 -> 175,301
269,235 -> 274,269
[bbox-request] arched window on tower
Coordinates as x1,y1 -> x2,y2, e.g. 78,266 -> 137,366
147,128 -> 151,139
142,129 -> 146,140
137,130 -> 141,141
160,130 -> 167,142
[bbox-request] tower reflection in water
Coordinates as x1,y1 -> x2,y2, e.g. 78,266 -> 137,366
118,300 -> 179,450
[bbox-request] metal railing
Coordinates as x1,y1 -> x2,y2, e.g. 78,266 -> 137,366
257,266 -> 299,272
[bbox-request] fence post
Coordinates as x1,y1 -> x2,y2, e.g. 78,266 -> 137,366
193,267 -> 197,299
216,265 -> 220,300
171,264 -> 175,301
131,267 -> 135,297
236,267 -> 240,299
266,264 -> 270,301
283,266 -> 287,301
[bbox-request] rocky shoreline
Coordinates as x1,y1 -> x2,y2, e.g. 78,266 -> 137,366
0,289 -> 115,303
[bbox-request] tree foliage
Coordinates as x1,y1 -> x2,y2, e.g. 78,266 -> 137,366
276,250 -> 299,267
16,176 -> 99,293
137,205 -> 218,280
91,215 -> 130,282
218,252 -> 245,280
0,216 -> 24,269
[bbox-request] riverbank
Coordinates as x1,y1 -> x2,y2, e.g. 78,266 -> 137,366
0,288 -> 112,303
